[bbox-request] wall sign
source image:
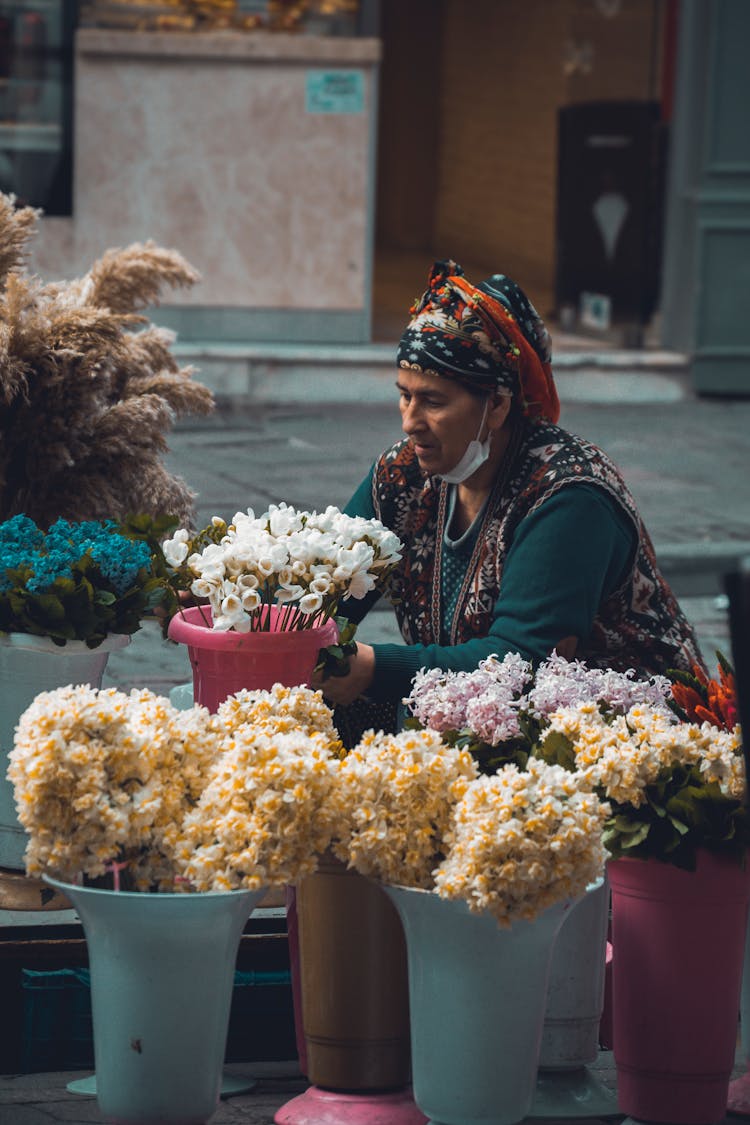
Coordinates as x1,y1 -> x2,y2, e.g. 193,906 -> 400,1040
305,70 -> 364,114
580,291 -> 612,332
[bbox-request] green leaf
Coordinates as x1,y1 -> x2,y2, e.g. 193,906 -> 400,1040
620,822 -> 650,848
30,594 -> 67,622
534,730 -> 576,772
669,667 -> 703,691
314,619 -> 359,679
646,795 -> 667,818
612,814 -> 647,835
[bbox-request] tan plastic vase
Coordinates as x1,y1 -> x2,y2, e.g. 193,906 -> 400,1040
295,854 -> 411,1091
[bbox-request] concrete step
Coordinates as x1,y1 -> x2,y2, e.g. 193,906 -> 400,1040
172,340 -> 691,405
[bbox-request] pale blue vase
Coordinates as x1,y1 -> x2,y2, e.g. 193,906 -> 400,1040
533,877 -> 618,1117
385,885 -> 569,1125
45,877 -> 265,1125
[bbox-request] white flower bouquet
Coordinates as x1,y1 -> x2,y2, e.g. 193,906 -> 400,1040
162,503 -> 402,634
8,682 -> 343,892
326,728 -> 608,927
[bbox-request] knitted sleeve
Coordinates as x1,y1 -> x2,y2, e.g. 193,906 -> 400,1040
369,482 -> 636,701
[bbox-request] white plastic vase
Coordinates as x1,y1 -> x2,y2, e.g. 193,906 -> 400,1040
45,877 -> 265,1125
385,884 -> 570,1125
532,876 -> 618,1118
0,632 -> 130,869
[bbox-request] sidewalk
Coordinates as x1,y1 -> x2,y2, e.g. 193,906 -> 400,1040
0,1050 -> 747,1123
0,1060 -> 307,1124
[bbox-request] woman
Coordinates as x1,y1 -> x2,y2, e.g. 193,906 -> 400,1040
316,260 -> 704,723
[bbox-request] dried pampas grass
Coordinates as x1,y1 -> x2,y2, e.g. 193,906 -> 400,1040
0,195 -> 213,527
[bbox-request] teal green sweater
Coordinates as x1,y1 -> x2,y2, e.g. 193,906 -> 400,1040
344,467 -> 636,701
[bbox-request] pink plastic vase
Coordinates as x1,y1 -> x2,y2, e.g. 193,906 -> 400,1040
609,851 -> 750,1124
167,605 -> 339,712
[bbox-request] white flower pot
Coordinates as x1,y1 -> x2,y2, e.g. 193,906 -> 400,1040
385,884 -> 570,1125
45,876 -> 264,1125
0,632 -> 130,871
532,876 -> 618,1117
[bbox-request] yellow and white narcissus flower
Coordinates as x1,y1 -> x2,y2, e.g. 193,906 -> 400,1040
175,723 -> 340,892
543,701 -> 745,807
8,683 -> 342,892
326,728 -> 479,890
433,758 -> 609,928
327,728 -> 608,928
215,683 -> 344,752
8,684 -> 218,889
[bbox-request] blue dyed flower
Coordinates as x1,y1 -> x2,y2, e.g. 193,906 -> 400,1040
26,551 -> 75,593
0,514 -> 161,642
88,535 -> 151,595
45,518 -> 117,557
0,515 -> 44,552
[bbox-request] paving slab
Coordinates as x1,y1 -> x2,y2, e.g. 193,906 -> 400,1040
1,1052 -> 748,1124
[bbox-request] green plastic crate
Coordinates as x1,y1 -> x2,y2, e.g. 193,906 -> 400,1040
21,966 -> 297,1072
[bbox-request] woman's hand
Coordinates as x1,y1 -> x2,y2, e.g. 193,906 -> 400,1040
311,643 -> 376,706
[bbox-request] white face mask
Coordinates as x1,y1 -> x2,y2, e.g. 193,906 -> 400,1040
438,400 -> 491,484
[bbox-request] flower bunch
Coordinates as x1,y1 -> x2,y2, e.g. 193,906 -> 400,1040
404,651 -> 672,774
163,503 -> 402,633
328,727 -> 608,926
176,722 -> 339,891
327,728 -> 479,888
526,654 -> 673,721
433,759 -> 609,927
670,653 -> 738,731
8,685 -> 216,887
215,682 -> 344,749
539,701 -> 749,868
0,515 -> 166,645
8,683 -> 342,891
404,653 -> 532,744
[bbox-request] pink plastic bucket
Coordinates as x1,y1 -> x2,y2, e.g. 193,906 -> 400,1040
167,605 -> 338,712
609,851 -> 750,1124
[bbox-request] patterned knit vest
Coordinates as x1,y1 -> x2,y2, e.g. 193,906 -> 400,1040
371,419 -> 703,676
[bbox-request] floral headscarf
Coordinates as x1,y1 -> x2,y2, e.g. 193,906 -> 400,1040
397,260 -> 560,423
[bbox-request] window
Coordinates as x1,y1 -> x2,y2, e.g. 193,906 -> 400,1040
0,0 -> 76,215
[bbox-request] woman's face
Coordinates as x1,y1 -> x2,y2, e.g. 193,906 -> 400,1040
397,368 -> 499,478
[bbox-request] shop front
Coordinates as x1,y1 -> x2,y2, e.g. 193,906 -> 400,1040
18,0 -> 380,345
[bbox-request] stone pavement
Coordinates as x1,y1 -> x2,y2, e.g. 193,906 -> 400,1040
0,1061 -> 307,1124
0,1051 -> 748,1124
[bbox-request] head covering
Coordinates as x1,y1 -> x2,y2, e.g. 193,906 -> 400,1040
397,259 -> 559,423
